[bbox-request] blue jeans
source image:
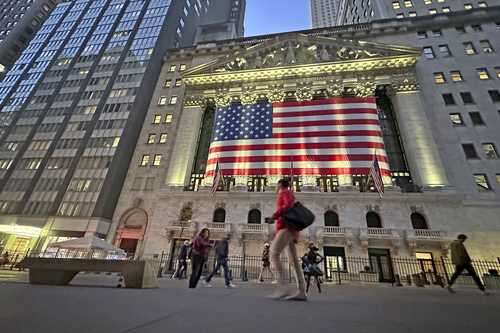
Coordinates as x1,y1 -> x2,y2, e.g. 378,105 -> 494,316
205,256 -> 231,286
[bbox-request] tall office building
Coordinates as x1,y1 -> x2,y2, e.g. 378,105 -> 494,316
0,0 -> 62,75
336,0 -> 494,25
311,0 -> 340,28
0,0 -> 245,255
195,0 -> 245,42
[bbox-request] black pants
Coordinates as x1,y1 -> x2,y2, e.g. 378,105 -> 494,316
189,254 -> 206,288
448,263 -> 485,291
306,274 -> 322,293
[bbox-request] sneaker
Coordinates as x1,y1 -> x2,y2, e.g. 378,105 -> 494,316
202,280 -> 213,288
447,286 -> 456,294
226,283 -> 236,288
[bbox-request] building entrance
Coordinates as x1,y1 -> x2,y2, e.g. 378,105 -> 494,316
368,248 -> 394,283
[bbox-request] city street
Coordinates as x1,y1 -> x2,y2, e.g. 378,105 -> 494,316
0,273 -> 498,333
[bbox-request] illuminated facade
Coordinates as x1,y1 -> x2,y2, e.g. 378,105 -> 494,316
0,0 -> 232,256
111,6 -> 500,269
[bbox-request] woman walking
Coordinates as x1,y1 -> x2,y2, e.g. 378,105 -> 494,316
258,243 -> 274,282
302,244 -> 324,293
189,228 -> 211,289
268,178 -> 307,301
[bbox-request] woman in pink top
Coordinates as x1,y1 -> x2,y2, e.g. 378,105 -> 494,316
268,178 -> 307,301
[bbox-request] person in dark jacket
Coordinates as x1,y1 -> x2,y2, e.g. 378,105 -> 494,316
172,240 -> 190,279
447,234 -> 487,294
302,243 -> 324,293
203,235 -> 235,288
189,228 -> 211,289
258,243 -> 274,282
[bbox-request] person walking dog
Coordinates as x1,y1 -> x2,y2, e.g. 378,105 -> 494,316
447,234 -> 488,295
189,228 -> 211,289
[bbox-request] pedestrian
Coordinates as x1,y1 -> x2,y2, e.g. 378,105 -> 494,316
172,240 -> 190,279
0,251 -> 9,266
188,228 -> 211,289
203,235 -> 236,288
267,178 -> 307,301
302,243 -> 324,293
447,234 -> 488,295
258,243 -> 275,283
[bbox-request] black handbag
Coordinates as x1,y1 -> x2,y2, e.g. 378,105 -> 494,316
283,202 -> 315,231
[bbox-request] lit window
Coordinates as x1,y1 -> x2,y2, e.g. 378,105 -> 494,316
480,40 -> 494,53
449,113 -> 464,126
152,114 -> 162,124
462,144 -> 479,159
158,96 -> 168,105
482,143 -> 499,159
464,3 -> 473,10
175,79 -> 182,87
478,1 -> 487,7
392,1 -> 401,9
153,154 -> 162,166
474,174 -> 491,191
165,114 -> 173,123
408,11 -> 416,17
179,64 -> 187,71
396,13 -> 404,19
450,71 -> 464,82
442,7 -> 450,12
433,72 -> 446,84
147,134 -> 156,144
431,29 -> 442,37
439,44 -> 451,57
436,0 -> 445,2
423,47 -> 435,59
442,93 -> 456,105
404,0 -> 412,7
477,68 -> 490,80
164,80 -> 171,88
429,8 -> 437,14
169,65 -> 177,72
112,137 -> 120,148
424,0 -> 432,4
496,174 -> 500,185
460,92 -> 475,105
469,112 -> 485,126
463,42 -> 477,55
140,155 -> 150,167
159,133 -> 168,144
169,96 -> 178,105
495,67 -> 500,79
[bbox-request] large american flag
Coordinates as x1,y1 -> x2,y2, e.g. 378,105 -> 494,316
205,97 -> 390,177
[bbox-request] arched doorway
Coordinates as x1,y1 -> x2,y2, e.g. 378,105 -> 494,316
248,209 -> 261,224
366,211 -> 382,228
411,212 -> 428,230
213,208 -> 226,223
324,210 -> 339,227
116,208 -> 148,258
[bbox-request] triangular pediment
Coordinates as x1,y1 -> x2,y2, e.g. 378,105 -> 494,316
184,33 -> 421,77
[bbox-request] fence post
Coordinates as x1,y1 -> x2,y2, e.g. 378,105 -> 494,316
157,251 -> 164,278
336,257 -> 342,285
440,256 -> 450,284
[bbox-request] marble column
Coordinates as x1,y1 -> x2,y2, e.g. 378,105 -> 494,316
390,89 -> 449,188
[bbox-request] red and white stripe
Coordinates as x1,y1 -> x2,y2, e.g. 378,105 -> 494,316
206,97 -> 390,177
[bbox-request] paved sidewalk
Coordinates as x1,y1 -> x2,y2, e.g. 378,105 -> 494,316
0,277 -> 498,333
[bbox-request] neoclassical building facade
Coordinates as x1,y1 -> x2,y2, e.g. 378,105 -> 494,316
110,9 -> 500,277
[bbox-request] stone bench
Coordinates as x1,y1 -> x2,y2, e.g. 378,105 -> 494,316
16,257 -> 159,289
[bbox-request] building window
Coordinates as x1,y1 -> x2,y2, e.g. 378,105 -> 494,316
169,65 -> 176,72
477,68 -> 490,80
152,114 -> 162,124
455,26 -> 466,33
403,0 -> 412,7
442,6 -> 450,13
471,24 -> 482,32
423,47 -> 435,59
482,143 -> 499,159
164,80 -> 171,88
428,8 -> 437,15
147,134 -> 156,144
396,13 -> 404,19
480,40 -> 494,53
460,92 -> 475,104
438,44 -> 451,57
324,210 -> 340,227
153,154 -> 162,166
495,67 -> 500,79
462,144 -> 479,159
424,0 -> 432,4
464,3 -> 473,10
431,29 -> 442,37
165,114 -> 173,123
433,72 -> 446,84
442,93 -> 456,105
169,96 -> 178,105
248,209 -> 262,224
463,42 -> 477,55
411,213 -> 428,230
478,1 -> 487,7
449,113 -> 464,126
496,174 -> 500,185
488,90 -> 500,102
175,79 -> 182,87
450,71 -> 464,82
474,174 -> 491,191
158,96 -> 168,105
213,208 -> 226,223
140,155 -> 150,166
469,112 -> 485,126
417,31 -> 427,39
408,11 -> 416,17
366,211 -> 382,228
159,133 -> 168,144
179,64 -> 187,71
